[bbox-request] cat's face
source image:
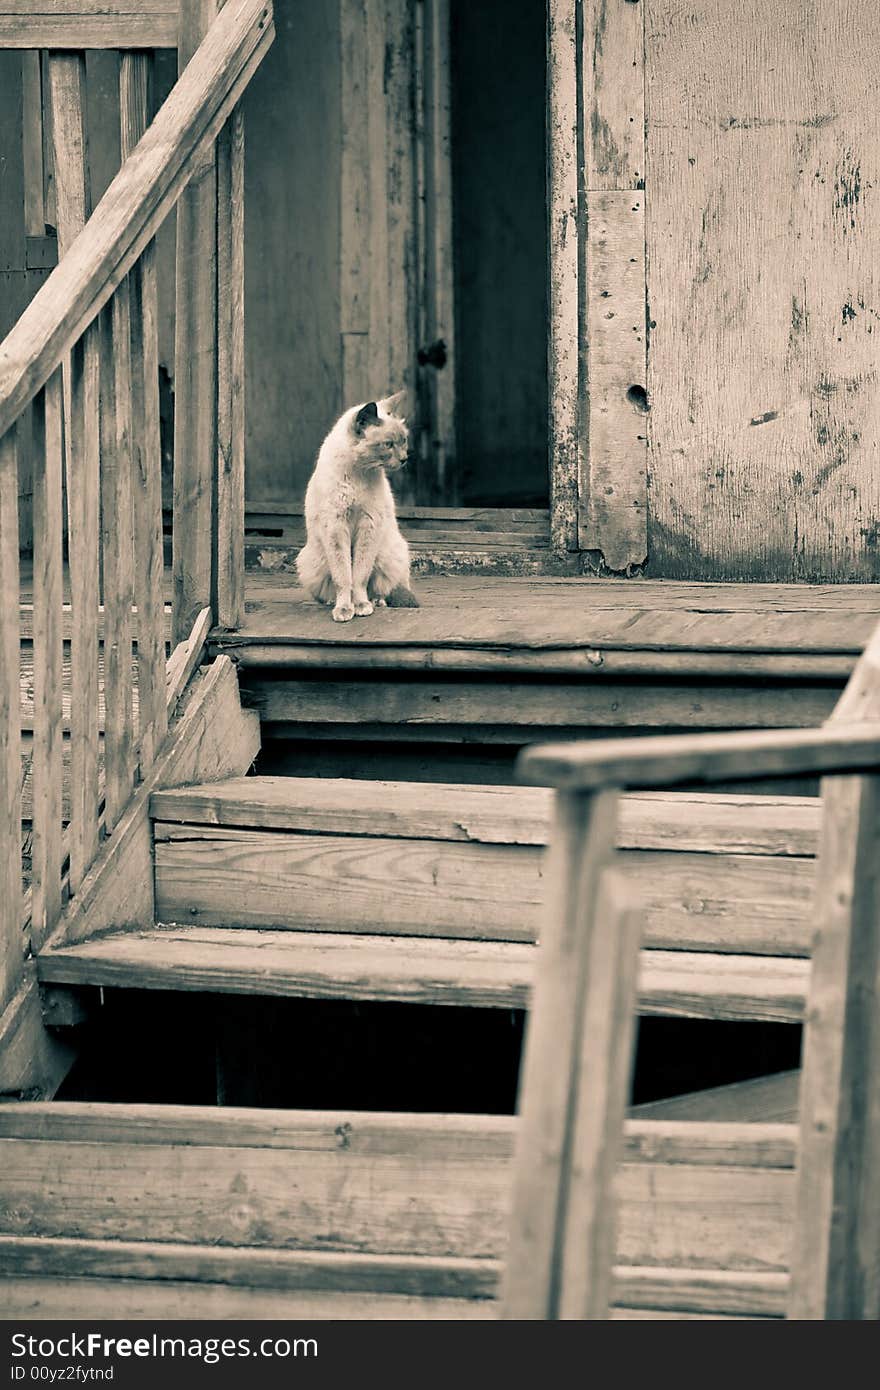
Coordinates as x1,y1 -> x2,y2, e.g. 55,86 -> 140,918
350,396 -> 409,473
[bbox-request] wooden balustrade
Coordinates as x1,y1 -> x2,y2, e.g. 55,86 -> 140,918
0,0 -> 273,1074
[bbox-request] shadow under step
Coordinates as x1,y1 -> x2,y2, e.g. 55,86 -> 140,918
37,926 -> 809,1022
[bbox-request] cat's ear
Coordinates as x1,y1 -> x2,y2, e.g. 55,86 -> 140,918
353,401 -> 380,435
378,389 -> 407,418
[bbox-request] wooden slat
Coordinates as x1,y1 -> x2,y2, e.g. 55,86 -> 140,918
21,52 -> 46,238
29,376 -> 64,949
18,603 -> 172,644
634,1071 -> 800,1126
151,820 -> 815,957
65,330 -> 101,888
172,0 -> 219,644
244,674 -> 838,732
37,926 -> 810,1022
0,1106 -> 796,1279
19,646 -> 140,733
584,0 -> 645,190
0,429 -> 22,1010
0,0 -> 275,440
148,777 -> 822,857
48,52 -> 102,891
546,0 -> 581,552
215,102 -> 245,628
502,790 -> 618,1318
165,605 -> 212,714
121,52 -> 167,775
518,724 -> 880,792
383,0 -> 418,507
340,0 -> 369,405
790,623 -> 880,1318
557,869 -> 642,1319
580,190 -> 647,568
0,1 -> 178,49
98,287 -> 136,831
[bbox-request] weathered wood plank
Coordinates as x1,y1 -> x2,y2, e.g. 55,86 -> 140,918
340,0 -> 369,406
120,52 -> 167,775
0,428 -> 22,1010
149,778 -> 822,857
0,1104 -> 795,1271
519,724 -> 880,792
245,674 -> 838,731
584,0 -> 645,190
0,2 -> 178,49
383,0 -> 418,506
0,1238 -> 789,1316
502,790 -> 618,1318
634,1070 -> 800,1125
790,622 -> 880,1318
37,927 -> 810,1022
172,0 -> 220,643
557,869 -> 642,1319
164,605 -> 212,714
215,102 -> 245,629
29,376 -> 64,950
21,52 -> 46,238
645,0 -> 880,581
0,967 -> 75,1096
581,190 -> 647,568
0,0 -> 275,439
152,822 -> 815,957
547,0 -> 581,552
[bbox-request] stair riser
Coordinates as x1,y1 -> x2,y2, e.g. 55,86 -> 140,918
153,826 -> 815,957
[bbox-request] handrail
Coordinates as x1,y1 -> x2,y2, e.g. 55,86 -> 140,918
517,721 -> 880,791
0,0 -> 273,438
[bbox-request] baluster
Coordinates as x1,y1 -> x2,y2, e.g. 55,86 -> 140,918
0,427 -> 23,1010
120,51 -> 167,775
215,101 -> 245,630
48,52 -> 102,888
30,375 -> 64,949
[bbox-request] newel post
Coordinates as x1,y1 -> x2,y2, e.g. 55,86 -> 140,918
173,0 -> 247,640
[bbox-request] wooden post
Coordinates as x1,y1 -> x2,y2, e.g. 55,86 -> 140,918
500,786 -> 619,1318
29,374 -> 64,950
546,0 -> 581,554
789,625 -> 880,1319
215,100 -> 245,630
120,51 -> 168,774
48,52 -> 102,890
0,428 -> 23,1012
173,0 -> 220,643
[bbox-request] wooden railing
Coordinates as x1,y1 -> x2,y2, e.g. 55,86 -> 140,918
502,622 -> 880,1320
0,0 -> 273,1053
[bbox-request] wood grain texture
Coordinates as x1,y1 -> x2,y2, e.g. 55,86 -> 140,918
65,328 -> 101,888
584,0 -> 645,190
0,1237 -> 787,1316
164,605 -> 212,713
633,1070 -> 799,1125
0,2 -> 177,49
152,821 -> 815,957
790,622 -> 880,1317
215,102 -> 245,629
29,377 -> 64,950
120,52 -> 168,774
0,1104 -> 795,1273
0,428 -> 22,1009
149,777 -> 821,857
21,52 -> 46,238
501,790 -> 618,1318
547,0 -> 582,552
519,723 -> 880,792
0,968 -> 75,1096
0,0 -> 275,440
581,191 -> 647,568
645,0 -> 880,581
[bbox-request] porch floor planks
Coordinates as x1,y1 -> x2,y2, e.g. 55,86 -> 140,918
36,926 -> 811,1022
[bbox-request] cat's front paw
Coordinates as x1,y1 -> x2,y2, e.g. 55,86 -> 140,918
353,598 -> 374,617
332,601 -> 355,623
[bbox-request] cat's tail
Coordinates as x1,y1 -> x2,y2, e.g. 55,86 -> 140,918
385,584 -> 420,608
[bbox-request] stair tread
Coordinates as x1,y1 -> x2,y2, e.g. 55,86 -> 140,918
38,926 -> 809,1021
151,776 -> 821,857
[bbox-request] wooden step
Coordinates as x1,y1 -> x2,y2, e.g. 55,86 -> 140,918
0,1102 -> 795,1317
633,1070 -> 800,1123
37,926 -> 810,1021
150,778 -> 818,958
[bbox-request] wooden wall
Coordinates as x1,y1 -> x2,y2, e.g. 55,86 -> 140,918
641,0 -> 880,581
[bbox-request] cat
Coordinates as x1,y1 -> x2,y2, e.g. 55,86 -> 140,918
296,392 -> 420,622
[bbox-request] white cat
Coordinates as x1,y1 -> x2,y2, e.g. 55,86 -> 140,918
296,393 -> 419,622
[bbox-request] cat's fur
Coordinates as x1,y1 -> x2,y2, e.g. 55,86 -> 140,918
296,393 -> 419,622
